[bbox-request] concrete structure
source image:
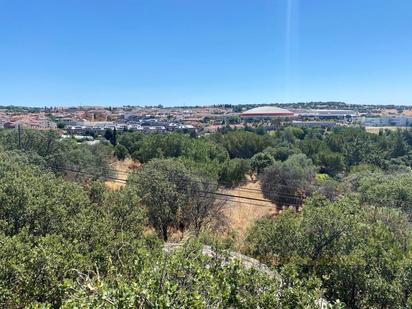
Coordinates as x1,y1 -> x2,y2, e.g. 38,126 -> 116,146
241,106 -> 295,119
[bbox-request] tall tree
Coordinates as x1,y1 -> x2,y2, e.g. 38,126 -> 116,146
250,152 -> 275,176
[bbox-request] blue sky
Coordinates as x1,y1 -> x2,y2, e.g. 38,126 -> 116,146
0,0 -> 411,107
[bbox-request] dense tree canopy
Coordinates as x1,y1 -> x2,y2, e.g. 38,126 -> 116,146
218,158 -> 250,187
211,131 -> 275,159
0,128 -> 113,178
356,172 -> 412,219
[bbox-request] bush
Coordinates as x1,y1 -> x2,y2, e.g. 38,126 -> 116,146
246,195 -> 412,308
61,241 -> 324,308
260,154 -> 316,208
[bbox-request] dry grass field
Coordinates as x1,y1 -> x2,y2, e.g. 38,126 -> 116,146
220,180 -> 277,242
381,108 -> 412,116
105,158 -> 139,190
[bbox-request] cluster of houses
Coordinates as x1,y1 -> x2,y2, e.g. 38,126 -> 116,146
66,120 -> 195,135
0,112 -> 57,130
3,106 -> 412,137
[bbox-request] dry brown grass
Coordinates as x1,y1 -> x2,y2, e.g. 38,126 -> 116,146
402,109 -> 412,116
220,180 -> 277,243
381,108 -> 412,116
105,158 -> 140,190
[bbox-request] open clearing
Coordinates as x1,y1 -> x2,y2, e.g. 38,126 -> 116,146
221,180 -> 277,241
105,158 -> 139,190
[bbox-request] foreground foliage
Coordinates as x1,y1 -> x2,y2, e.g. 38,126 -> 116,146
0,155 -> 326,308
246,195 -> 412,308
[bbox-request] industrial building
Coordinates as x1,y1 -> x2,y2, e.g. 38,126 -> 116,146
361,116 -> 412,127
292,109 -> 357,120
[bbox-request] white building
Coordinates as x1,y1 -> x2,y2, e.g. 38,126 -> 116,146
241,106 -> 295,119
361,116 -> 412,127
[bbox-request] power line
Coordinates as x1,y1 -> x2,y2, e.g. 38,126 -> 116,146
208,190 -> 301,204
53,166 -> 301,208
60,165 -> 304,200
62,166 -> 302,204
59,166 -> 275,203
213,197 -> 278,209
76,164 -> 308,198
57,167 -> 127,183
220,187 -> 305,199
110,167 -> 306,191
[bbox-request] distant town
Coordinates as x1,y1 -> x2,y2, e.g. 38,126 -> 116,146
1,102 -> 412,139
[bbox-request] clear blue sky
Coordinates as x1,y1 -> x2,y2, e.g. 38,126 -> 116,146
0,0 -> 411,107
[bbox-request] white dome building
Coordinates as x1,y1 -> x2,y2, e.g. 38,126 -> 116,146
241,106 -> 295,118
